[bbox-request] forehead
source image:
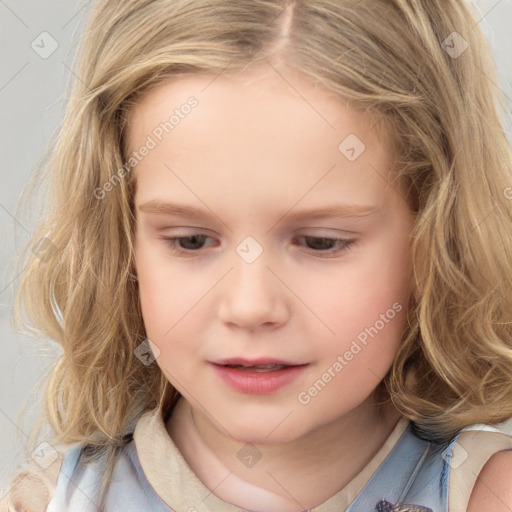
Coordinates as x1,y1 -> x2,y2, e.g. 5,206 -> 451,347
127,66 -> 399,211
127,66 -> 389,148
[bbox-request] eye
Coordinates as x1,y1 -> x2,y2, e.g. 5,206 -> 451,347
162,234 -> 213,254
160,234 -> 357,257
294,235 -> 357,256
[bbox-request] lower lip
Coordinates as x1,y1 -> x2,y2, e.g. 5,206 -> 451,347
210,363 -> 308,394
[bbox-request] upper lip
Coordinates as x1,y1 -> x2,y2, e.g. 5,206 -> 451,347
212,357 -> 307,367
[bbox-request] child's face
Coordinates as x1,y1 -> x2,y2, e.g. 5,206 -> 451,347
131,66 -> 416,443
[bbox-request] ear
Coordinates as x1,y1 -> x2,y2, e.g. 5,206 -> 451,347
467,449 -> 512,512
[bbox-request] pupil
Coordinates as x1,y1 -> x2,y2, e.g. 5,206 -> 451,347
181,235 -> 206,249
306,237 -> 334,250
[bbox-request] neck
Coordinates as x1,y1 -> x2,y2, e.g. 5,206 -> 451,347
166,396 -> 401,511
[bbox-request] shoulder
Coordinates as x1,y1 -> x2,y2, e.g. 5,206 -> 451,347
467,449 -> 512,512
0,444 -> 67,512
449,426 -> 512,512
0,441 -> 121,512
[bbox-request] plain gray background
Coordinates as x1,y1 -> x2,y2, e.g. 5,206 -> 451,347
1,0 -> 512,496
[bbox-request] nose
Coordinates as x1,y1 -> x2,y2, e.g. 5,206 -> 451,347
217,255 -> 289,332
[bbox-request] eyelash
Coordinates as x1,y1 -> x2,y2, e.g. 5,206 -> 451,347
160,234 -> 357,258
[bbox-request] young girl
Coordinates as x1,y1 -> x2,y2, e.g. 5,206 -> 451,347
2,0 -> 512,511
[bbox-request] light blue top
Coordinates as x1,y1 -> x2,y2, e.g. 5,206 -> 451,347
45,410 -> 512,512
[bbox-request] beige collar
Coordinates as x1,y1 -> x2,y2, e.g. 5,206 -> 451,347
133,407 -> 409,512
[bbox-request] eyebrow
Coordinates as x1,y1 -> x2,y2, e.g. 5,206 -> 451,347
138,200 -> 380,223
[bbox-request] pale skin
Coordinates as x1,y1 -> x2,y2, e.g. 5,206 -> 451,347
129,64 -> 512,511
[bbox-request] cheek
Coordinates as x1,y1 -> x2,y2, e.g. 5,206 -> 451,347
306,251 -> 410,338
134,244 -> 212,365
135,241 -> 177,341
135,239 -> 182,319
302,242 -> 411,383
301,292 -> 407,415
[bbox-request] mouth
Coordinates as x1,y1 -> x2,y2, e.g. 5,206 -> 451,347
210,359 -> 310,394
212,357 -> 305,367
217,363 -> 295,372
212,357 -> 307,369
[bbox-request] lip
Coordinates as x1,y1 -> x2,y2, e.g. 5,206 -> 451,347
212,357 -> 304,366
210,361 -> 309,394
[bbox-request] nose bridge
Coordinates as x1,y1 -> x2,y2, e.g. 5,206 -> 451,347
233,249 -> 271,293
217,241 -> 288,329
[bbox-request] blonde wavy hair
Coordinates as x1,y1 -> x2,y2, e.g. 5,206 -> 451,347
7,0 -> 512,506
